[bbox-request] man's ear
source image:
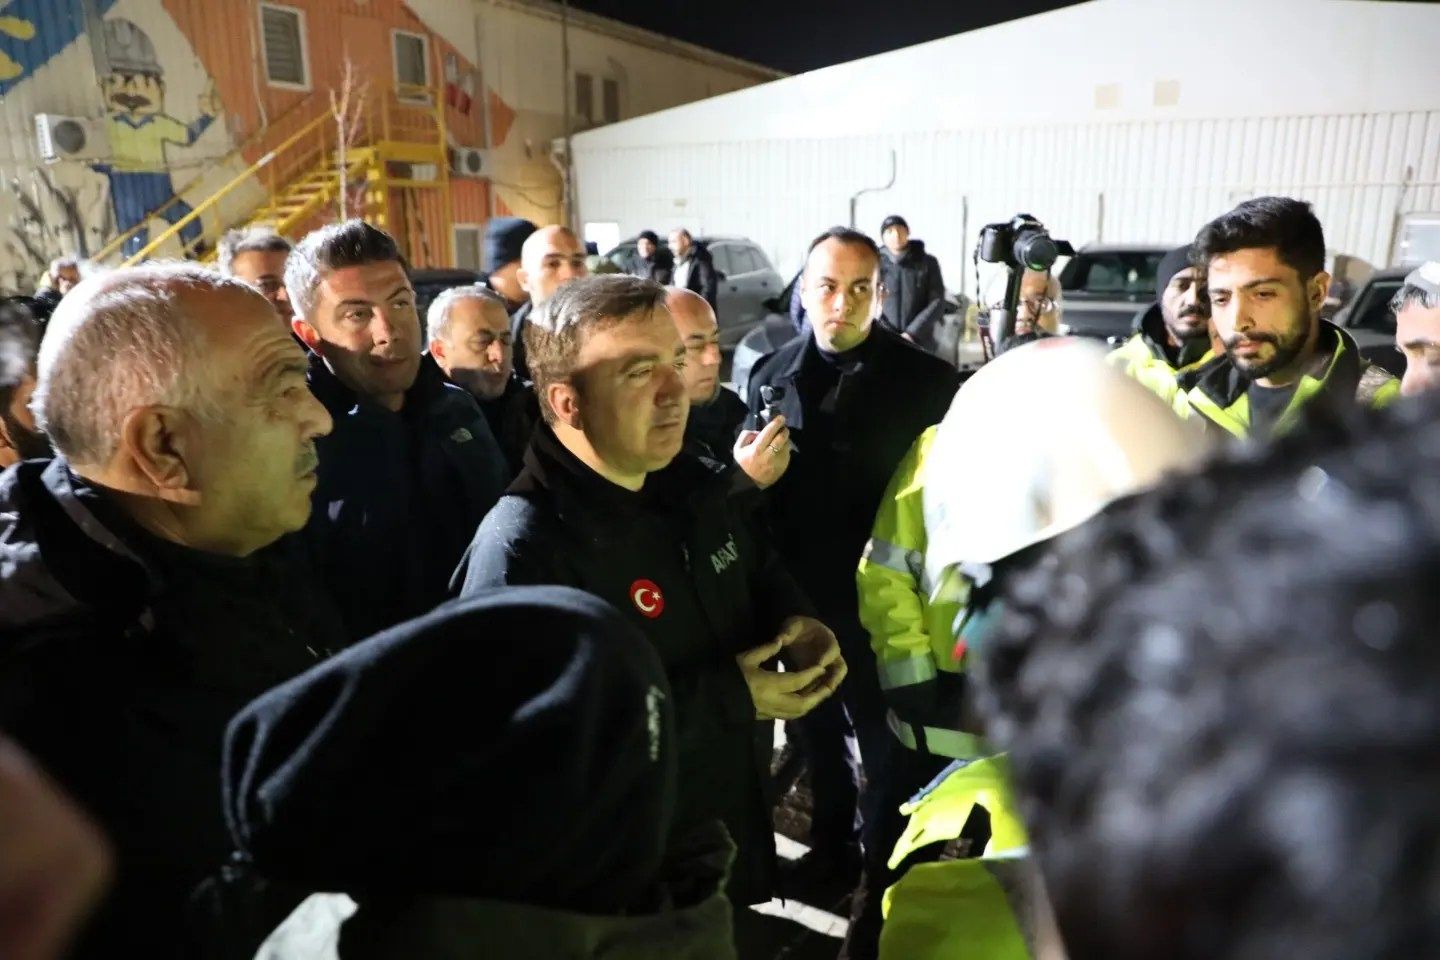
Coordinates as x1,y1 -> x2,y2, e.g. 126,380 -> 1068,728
292,317 -> 321,351
429,338 -> 449,366
545,381 -> 582,430
517,265 -> 533,296
117,406 -> 202,506
1310,271 -> 1333,313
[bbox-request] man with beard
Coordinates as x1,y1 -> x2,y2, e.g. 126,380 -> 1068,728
0,299 -> 50,467
1109,244 -> 1212,398
1176,196 -> 1397,438
667,288 -> 789,488
668,229 -> 718,309
427,284 -> 538,477
287,220 -> 508,640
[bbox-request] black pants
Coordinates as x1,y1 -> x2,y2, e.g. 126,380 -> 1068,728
839,751 -> 991,960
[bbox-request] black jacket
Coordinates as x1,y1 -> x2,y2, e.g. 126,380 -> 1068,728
305,353 -> 508,641
675,243 -> 719,308
683,386 -> 748,468
879,240 -> 946,343
0,459 -> 344,958
629,249 -> 676,285
745,328 -> 960,642
476,374 -> 540,480
511,300 -> 535,383
456,425 -> 813,905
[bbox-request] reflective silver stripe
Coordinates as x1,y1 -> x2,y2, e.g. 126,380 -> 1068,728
879,656 -> 938,690
862,537 -> 921,578
886,711 -> 988,760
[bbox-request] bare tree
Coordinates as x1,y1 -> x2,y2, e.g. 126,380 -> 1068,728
328,55 -> 370,219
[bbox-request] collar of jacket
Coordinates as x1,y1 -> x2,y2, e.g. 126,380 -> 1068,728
1181,321 -> 1361,433
516,421 -> 724,523
306,350 -> 449,421
1134,303 -> 1210,370
774,325 -> 888,384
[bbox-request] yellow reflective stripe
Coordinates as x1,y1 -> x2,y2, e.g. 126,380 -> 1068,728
880,656 -> 937,690
887,712 -> 987,760
863,536 -> 920,577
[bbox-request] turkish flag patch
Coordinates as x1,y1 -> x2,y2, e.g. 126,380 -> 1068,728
629,579 -> 665,619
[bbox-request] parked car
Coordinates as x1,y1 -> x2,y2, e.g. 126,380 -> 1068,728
1056,244 -> 1174,342
1332,266 -> 1407,378
411,268 -> 484,321
605,235 -> 785,349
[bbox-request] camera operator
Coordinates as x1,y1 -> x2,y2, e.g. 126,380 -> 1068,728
745,227 -> 961,903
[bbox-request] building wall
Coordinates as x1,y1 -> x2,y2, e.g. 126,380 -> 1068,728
571,0 -> 1440,284
0,0 -> 777,288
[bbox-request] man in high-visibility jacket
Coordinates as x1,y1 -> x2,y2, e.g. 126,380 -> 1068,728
1172,196 -> 1398,438
1108,244 -> 1213,400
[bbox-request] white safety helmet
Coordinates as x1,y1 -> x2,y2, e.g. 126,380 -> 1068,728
924,337 -> 1212,585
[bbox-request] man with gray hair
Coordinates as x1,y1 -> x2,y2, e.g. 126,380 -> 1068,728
457,274 -> 846,939
0,264 -> 345,956
218,226 -> 294,324
287,219 -> 507,640
1394,261 -> 1440,397
427,283 -> 538,476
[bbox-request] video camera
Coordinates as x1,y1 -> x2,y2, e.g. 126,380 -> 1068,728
975,214 -> 1074,357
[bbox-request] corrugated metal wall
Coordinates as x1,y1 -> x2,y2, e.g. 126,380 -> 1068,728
575,110 -> 1440,291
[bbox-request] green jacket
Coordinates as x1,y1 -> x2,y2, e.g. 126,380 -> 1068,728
1174,321 -> 1398,438
857,427 -> 985,759
1107,303 -> 1213,401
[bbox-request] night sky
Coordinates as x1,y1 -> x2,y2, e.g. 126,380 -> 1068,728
567,1 -> 1082,74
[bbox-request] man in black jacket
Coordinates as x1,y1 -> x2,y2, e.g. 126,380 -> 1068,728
479,215 -> 536,314
511,224 -> 589,382
0,265 -> 345,958
427,283 -> 538,478
668,288 -> 789,489
746,227 -> 961,917
878,215 -> 947,348
669,228 -> 719,308
628,230 -> 674,284
458,275 -> 846,921
287,220 -> 509,641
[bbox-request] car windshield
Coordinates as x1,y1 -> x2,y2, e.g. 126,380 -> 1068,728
1061,251 -> 1166,296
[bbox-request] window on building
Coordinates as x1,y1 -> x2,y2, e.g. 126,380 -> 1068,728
575,72 -> 594,127
602,78 -> 620,124
259,3 -> 309,89
454,225 -> 483,273
393,30 -> 430,93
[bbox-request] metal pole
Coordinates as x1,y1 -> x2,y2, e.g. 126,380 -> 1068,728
560,0 -> 575,230
848,149 -> 897,229
475,5 -> 496,219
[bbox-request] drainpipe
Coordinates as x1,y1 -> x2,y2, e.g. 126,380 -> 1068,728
849,149 -> 896,229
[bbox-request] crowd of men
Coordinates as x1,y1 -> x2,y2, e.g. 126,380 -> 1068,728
2,189 -> 1440,960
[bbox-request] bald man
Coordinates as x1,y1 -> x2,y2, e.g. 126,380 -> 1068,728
511,225 -> 589,382
668,288 -> 789,489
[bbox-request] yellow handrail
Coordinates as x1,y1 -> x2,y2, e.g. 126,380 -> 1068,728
93,90 -> 325,264
120,109 -> 335,267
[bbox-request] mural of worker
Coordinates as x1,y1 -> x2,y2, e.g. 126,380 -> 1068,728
96,18 -> 219,257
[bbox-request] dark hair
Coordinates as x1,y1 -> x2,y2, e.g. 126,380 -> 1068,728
1193,196 -> 1326,282
638,230 -> 660,245
0,299 -> 39,412
805,226 -> 881,268
979,393 -> 1440,960
525,275 -> 667,424
880,214 -> 909,234
218,226 -> 292,277
285,220 -> 408,320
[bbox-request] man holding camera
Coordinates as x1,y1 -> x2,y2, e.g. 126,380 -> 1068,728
456,275 -> 845,928
745,228 -> 960,906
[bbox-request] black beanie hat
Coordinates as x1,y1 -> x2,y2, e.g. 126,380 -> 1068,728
222,587 -> 676,914
1155,245 -> 1196,302
880,215 -> 909,235
483,217 -> 537,273
638,229 -> 660,245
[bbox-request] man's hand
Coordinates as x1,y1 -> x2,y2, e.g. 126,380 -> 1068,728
736,633 -> 839,721
776,616 -> 847,695
734,415 -> 791,490
0,737 -> 112,960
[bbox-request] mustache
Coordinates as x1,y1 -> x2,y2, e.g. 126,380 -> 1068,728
1224,332 -> 1278,349
1178,305 -> 1206,319
296,446 -> 319,475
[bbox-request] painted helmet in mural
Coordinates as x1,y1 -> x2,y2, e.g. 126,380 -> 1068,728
103,19 -> 162,79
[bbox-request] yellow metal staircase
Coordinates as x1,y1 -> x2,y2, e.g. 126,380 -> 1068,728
106,84 -> 453,269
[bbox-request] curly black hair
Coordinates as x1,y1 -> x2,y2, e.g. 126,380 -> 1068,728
978,392 -> 1440,960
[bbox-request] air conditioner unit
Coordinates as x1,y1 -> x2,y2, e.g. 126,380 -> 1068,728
35,114 -> 112,163
450,146 -> 491,179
